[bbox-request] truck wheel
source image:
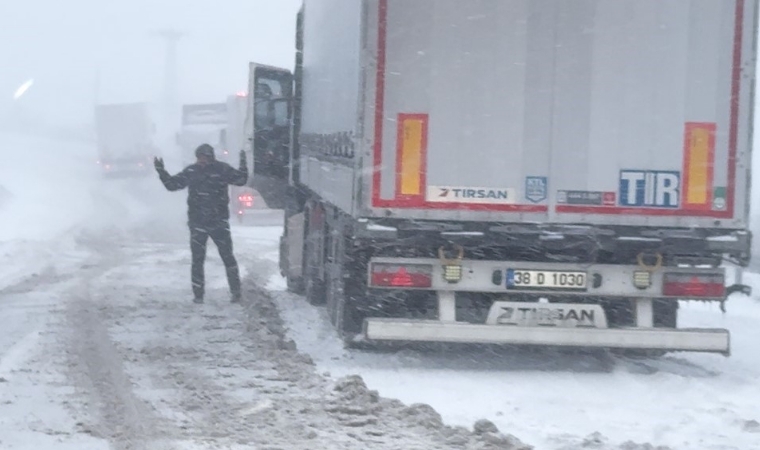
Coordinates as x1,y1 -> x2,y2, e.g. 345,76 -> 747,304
305,267 -> 326,306
286,273 -> 305,295
327,275 -> 363,340
280,236 -> 305,294
280,189 -> 307,295
303,203 -> 326,306
303,230 -> 326,305
326,231 -> 365,343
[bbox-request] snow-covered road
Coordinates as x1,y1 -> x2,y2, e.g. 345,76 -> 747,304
0,133 -> 528,449
1,224 -> 526,449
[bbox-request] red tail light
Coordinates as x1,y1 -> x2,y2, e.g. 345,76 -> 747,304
238,194 -> 254,208
370,263 -> 433,288
662,273 -> 725,298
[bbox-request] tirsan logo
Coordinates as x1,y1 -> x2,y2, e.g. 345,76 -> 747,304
438,188 -> 510,200
619,170 -> 680,208
427,186 -> 516,205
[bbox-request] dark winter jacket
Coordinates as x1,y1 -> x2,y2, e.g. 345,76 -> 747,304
158,160 -> 248,226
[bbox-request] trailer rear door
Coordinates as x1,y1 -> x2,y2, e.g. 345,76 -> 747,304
366,0 -> 756,229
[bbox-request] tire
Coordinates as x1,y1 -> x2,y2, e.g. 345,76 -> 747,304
326,226 -> 365,342
280,236 -> 305,294
303,203 -> 326,306
305,266 -> 326,306
287,275 -> 305,295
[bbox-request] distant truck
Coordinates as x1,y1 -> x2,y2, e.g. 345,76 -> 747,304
218,93 -> 249,165
95,103 -> 157,177
177,103 -> 227,166
254,0 -> 757,356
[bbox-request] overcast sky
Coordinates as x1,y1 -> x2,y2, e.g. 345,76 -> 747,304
0,0 -> 301,126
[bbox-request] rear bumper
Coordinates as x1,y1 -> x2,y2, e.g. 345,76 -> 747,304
364,319 -> 730,355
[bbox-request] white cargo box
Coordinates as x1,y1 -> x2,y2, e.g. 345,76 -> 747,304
298,0 -> 757,230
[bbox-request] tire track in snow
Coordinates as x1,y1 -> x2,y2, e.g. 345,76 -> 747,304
0,329 -> 43,379
61,243 -> 181,450
67,293 -> 172,449
72,228 -> 534,449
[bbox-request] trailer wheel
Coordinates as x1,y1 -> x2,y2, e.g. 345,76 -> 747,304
287,277 -> 305,294
305,267 -> 326,306
303,203 -> 326,306
326,229 -> 365,343
280,189 -> 307,295
279,235 -> 305,294
303,231 -> 326,305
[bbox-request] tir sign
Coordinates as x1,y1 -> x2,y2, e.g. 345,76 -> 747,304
619,170 -> 680,208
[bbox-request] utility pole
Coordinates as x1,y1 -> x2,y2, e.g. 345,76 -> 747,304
153,30 -> 185,125
152,29 -> 186,159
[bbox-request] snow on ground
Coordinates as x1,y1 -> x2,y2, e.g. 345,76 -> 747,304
0,132 -> 95,288
1,222 -> 531,449
0,133 -> 532,449
62,234 -> 527,449
0,131 -> 186,289
0,276 -> 110,450
259,226 -> 760,450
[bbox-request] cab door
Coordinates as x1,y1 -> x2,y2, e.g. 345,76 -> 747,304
246,63 -> 293,209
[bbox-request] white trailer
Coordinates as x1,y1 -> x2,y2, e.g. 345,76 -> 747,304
219,93 -> 248,164
177,103 -> 227,166
254,0 -> 758,355
95,102 -> 157,177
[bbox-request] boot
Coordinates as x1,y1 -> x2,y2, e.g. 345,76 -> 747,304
226,265 -> 242,303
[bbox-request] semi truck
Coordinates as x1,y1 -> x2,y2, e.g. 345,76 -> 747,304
251,0 -> 757,355
95,103 -> 157,177
177,103 -> 227,166
221,92 -> 263,220
219,93 -> 249,165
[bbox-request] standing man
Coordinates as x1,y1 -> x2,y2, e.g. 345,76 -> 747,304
155,144 -> 248,304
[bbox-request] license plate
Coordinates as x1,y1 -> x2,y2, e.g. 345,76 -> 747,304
506,269 -> 587,291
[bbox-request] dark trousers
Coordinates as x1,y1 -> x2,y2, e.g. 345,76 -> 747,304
190,222 -> 241,299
